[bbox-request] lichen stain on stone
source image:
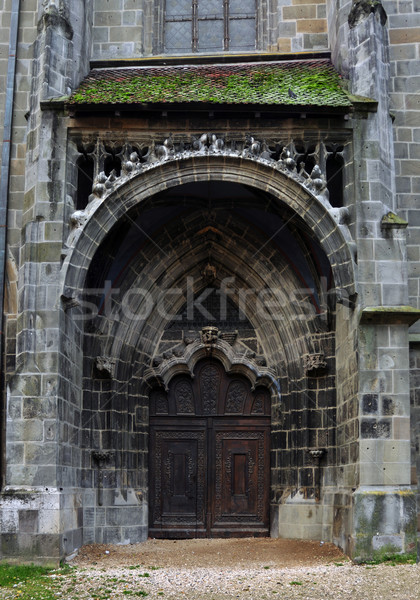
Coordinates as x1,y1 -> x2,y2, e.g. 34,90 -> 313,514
1,490 -> 38,502
5,253 -> 18,315
381,211 -> 408,227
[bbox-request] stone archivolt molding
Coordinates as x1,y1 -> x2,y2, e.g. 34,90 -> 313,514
144,331 -> 279,397
67,134 -> 353,250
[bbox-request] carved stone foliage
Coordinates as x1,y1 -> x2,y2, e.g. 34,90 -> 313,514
91,451 -> 113,467
72,136 -> 338,215
93,356 -> 116,379
303,353 -> 327,373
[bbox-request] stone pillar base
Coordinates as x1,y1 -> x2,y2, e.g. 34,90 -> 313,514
0,488 -> 71,566
271,496 -> 334,542
350,487 -> 417,562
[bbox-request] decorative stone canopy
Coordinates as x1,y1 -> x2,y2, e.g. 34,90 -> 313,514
144,331 -> 279,395
65,134 -> 356,306
67,133 -> 352,244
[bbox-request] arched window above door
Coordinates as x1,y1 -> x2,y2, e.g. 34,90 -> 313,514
157,0 -> 260,55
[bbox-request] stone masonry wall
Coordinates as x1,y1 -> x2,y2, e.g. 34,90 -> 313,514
384,0 -> 420,533
345,6 -> 416,558
273,0 -> 329,53
90,0 -> 329,60
0,0 -> 93,563
410,343 -> 420,531
1,0 -> 38,389
386,0 -> 420,326
0,0 -> 8,140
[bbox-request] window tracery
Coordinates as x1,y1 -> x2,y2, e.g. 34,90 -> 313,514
161,0 -> 258,54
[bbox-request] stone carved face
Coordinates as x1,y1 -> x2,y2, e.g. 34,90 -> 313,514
201,326 -> 219,344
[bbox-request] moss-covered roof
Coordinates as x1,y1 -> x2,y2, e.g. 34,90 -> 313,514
68,59 -> 352,108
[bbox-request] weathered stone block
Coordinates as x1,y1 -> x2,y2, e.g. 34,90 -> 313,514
361,418 -> 391,438
351,488 -> 417,561
19,509 -> 39,533
276,37 -> 291,52
303,32 -> 328,49
93,12 -> 122,26
393,416 -> 410,439
283,5 -> 317,19
362,394 -> 378,414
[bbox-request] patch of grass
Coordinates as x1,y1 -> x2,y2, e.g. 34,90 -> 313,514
290,581 -> 303,585
0,564 -> 52,587
363,552 -> 417,566
0,563 -> 71,600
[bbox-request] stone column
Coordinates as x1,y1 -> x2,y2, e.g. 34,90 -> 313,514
347,3 -> 418,560
0,0 -> 92,564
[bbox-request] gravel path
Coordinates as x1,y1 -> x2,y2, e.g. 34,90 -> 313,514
56,538 -> 420,599
60,562 -> 420,599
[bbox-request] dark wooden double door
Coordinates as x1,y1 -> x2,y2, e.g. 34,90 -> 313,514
149,359 -> 270,538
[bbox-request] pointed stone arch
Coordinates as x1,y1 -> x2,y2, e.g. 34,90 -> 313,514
62,154 -> 356,301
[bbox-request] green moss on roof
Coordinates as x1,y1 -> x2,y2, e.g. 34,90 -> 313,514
68,60 -> 352,108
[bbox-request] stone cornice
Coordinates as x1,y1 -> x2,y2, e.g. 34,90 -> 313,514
360,306 -> 420,326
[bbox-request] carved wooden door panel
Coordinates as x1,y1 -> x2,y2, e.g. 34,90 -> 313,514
149,359 -> 270,538
210,422 -> 270,536
149,421 -> 207,538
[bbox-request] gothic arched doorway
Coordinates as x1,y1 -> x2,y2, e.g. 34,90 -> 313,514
149,358 -> 271,538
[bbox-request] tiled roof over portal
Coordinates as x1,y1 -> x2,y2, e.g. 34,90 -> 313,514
68,59 -> 352,108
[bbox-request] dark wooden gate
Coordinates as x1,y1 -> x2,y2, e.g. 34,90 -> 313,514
149,359 -> 270,538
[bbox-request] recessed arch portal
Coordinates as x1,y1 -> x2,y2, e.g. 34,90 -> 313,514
64,155 -> 356,543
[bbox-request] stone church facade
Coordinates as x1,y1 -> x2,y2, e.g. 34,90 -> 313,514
0,0 -> 419,564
